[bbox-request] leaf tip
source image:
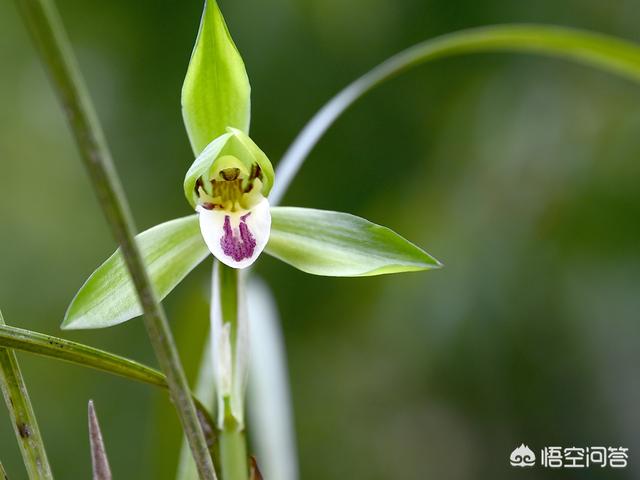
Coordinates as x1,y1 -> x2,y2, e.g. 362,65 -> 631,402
88,400 -> 112,480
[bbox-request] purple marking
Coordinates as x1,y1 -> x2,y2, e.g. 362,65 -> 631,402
220,214 -> 257,262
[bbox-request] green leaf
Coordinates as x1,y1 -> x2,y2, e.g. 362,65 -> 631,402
271,24 -> 640,204
63,215 -> 208,330
266,207 -> 441,276
182,0 -> 251,155
0,323 -> 217,441
0,310 -> 53,480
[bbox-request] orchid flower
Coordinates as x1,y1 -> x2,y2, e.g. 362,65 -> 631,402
63,0 -> 440,327
185,128 -> 274,269
61,0 -> 441,436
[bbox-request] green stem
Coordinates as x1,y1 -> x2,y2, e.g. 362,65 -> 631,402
0,310 -> 53,479
0,324 -> 216,447
220,416 -> 248,480
217,265 -> 249,480
14,1 -> 216,478
0,461 -> 7,479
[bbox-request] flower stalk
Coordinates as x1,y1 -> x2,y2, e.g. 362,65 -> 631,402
14,0 -> 217,478
212,263 -> 250,480
220,418 -> 249,480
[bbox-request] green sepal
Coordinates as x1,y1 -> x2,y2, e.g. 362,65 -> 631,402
266,207 -> 441,276
183,128 -> 274,209
182,0 -> 251,155
63,215 -> 208,330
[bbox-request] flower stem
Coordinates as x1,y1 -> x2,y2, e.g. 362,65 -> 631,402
14,1 -> 217,478
217,264 -> 249,480
220,415 -> 249,480
0,310 -> 53,480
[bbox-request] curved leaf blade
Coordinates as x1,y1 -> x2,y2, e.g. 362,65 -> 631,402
63,215 -> 208,330
182,0 -> 251,155
0,324 -> 217,441
266,207 -> 441,277
271,24 -> 640,204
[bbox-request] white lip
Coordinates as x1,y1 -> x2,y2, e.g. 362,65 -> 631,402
197,196 -> 271,269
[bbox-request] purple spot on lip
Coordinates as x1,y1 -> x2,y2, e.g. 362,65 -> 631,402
220,214 -> 256,262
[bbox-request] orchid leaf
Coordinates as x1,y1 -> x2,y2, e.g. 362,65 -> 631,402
63,215 -> 207,330
0,324 -> 217,441
271,24 -> 640,204
266,207 -> 441,276
0,310 -> 53,480
182,0 -> 251,155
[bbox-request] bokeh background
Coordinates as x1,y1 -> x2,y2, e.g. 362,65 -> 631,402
2,0 -> 640,478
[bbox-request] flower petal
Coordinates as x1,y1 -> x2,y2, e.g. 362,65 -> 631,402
198,197 -> 271,268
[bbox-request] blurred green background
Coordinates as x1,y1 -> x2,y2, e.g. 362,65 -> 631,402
2,0 -> 640,478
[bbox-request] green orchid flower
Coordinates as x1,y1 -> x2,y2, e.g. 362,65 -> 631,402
185,128 -> 274,269
62,0 -> 441,331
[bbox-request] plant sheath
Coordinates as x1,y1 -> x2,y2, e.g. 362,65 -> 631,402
0,310 -> 53,480
14,1 -> 216,478
88,401 -> 112,480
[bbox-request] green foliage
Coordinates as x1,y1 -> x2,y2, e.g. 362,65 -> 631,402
63,215 -> 208,330
272,24 -> 640,204
267,207 -> 441,276
0,311 -> 52,480
0,323 -> 217,441
182,0 -> 251,155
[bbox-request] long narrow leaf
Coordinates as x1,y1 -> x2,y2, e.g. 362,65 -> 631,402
0,324 -> 216,441
267,207 -> 440,276
0,461 -> 7,479
0,310 -> 53,480
63,215 -> 208,330
271,24 -> 640,204
0,324 -> 163,387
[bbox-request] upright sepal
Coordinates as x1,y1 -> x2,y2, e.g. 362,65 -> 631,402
182,0 -> 251,155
